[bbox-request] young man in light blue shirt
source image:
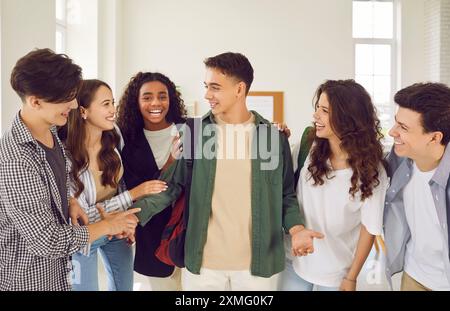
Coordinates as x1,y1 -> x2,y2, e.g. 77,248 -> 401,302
384,82 -> 450,291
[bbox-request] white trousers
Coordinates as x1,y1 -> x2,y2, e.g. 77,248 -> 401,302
146,267 -> 182,291
182,268 -> 279,291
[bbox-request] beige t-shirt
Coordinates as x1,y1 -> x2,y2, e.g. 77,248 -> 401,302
91,165 -> 124,203
201,113 -> 255,270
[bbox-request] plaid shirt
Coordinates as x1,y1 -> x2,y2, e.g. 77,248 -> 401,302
0,113 -> 89,291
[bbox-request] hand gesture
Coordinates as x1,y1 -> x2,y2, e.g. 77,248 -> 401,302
290,226 -> 324,257
129,180 -> 168,201
96,204 -> 140,236
272,122 -> 291,138
69,197 -> 89,226
162,135 -> 183,171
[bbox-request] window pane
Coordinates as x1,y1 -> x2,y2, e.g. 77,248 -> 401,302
353,0 -> 393,39
355,44 -> 374,75
353,1 -> 373,38
56,0 -> 66,21
373,75 -> 391,103
376,103 -> 394,136
355,75 -> 374,99
373,45 -> 391,75
376,104 -> 392,123
374,1 -> 393,39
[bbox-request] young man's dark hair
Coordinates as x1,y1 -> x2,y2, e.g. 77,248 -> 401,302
204,52 -> 254,95
10,48 -> 82,103
394,82 -> 450,145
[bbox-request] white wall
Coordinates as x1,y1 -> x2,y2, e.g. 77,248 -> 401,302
66,0 -> 98,79
0,0 -> 55,132
0,0 -> 432,137
98,0 -> 123,97
119,0 -> 354,140
439,0 -> 450,85
421,0 -> 450,84
425,0 -> 441,81
400,0 -> 427,88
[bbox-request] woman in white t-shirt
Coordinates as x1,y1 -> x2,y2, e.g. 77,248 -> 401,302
279,79 -> 389,291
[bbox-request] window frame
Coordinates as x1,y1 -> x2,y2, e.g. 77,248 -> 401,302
56,0 -> 67,54
352,0 -> 398,142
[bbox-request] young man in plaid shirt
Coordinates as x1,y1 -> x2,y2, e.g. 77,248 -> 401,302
0,49 -> 140,291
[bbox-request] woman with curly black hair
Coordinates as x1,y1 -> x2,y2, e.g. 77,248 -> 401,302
279,80 -> 388,291
116,72 -> 187,291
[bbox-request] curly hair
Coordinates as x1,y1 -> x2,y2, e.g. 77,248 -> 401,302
116,72 -> 187,142
307,80 -> 386,201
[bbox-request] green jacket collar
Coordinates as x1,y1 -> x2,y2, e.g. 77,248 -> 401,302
202,110 -> 272,127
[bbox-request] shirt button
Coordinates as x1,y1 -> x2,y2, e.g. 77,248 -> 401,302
435,196 -> 439,201
391,189 -> 395,193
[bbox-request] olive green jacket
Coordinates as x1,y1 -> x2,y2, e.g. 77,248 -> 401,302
134,111 -> 304,277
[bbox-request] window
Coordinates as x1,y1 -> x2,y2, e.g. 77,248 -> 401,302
353,0 -> 397,141
56,0 -> 67,54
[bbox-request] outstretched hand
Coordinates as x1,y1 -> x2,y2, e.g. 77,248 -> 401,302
290,225 -> 324,257
96,204 -> 140,239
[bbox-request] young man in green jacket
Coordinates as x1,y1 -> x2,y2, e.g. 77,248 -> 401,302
134,52 -> 323,290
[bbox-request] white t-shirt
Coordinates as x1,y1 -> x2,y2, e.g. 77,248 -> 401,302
143,124 -> 177,170
403,162 -> 450,290
291,155 -> 388,287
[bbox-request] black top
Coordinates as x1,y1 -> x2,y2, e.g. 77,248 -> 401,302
120,127 -> 175,277
38,136 -> 69,222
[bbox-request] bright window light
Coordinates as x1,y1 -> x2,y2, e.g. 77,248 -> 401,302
353,0 -> 393,39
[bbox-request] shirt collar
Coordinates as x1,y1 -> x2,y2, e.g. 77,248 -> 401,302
431,144 -> 450,187
204,110 -> 271,126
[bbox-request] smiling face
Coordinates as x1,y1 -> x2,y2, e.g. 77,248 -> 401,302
388,106 -> 437,160
37,98 -> 78,127
313,92 -> 339,141
138,81 -> 171,131
204,67 -> 244,117
82,85 -> 116,131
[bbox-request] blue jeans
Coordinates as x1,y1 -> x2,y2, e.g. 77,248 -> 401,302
278,259 -> 339,291
71,236 -> 134,291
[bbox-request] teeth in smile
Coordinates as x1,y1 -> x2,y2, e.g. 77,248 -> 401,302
149,110 -> 162,114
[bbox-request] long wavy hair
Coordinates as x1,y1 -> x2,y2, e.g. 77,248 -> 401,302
307,79 -> 385,201
64,79 -> 121,198
116,72 -> 187,142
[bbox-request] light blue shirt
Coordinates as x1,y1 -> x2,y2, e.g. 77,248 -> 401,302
383,144 -> 450,289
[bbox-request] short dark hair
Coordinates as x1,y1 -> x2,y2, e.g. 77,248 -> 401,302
394,82 -> 450,145
10,48 -> 83,103
204,52 -> 254,95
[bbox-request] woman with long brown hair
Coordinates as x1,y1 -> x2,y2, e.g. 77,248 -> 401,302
279,79 -> 388,291
64,79 -> 167,291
